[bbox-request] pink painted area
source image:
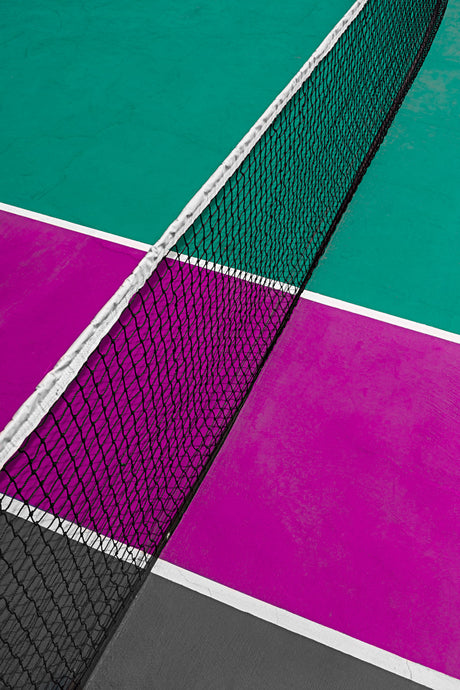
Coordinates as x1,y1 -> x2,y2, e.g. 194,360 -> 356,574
164,299 -> 460,679
0,209 -> 143,432
0,258 -> 285,552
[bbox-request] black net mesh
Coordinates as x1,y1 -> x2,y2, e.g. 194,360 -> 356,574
0,0 -> 447,686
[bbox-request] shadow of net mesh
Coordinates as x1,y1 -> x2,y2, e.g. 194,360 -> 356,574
0,0 -> 447,686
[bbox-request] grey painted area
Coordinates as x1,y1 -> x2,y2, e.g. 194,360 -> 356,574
87,572 -> 428,690
0,512 -> 139,689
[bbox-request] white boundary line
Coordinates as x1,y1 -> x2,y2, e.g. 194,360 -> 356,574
302,290 -> 460,344
153,559 -> 460,690
0,202 -> 150,253
0,493 -> 149,569
0,0 -> 368,469
4,488 -> 458,689
168,250 -> 298,295
170,251 -> 460,344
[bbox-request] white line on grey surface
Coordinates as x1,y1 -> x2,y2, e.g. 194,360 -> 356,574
153,559 -> 460,690
0,493 -> 149,568
4,488 -> 457,689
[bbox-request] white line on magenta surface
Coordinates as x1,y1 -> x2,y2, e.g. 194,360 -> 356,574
302,290 -> 460,344
170,251 -> 460,344
3,486 -> 458,689
0,201 -> 150,252
167,251 -> 298,294
0,0 -> 368,469
153,559 -> 460,690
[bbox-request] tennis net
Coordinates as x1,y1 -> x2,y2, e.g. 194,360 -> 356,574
0,0 -> 447,686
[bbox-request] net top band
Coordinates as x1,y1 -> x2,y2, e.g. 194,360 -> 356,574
0,0 -> 368,470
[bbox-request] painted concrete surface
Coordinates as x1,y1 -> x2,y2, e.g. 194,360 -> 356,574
87,573 -> 428,690
0,1 -> 352,243
164,297 -> 460,679
310,0 -> 460,334
0,259 -> 286,553
0,512 -> 139,689
0,1 -> 457,688
0,209 -> 142,433
0,2 -> 455,334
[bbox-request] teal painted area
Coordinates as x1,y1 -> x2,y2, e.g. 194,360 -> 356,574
0,1 -> 351,243
309,0 -> 460,333
174,1 -> 441,292
2,2 -> 456,332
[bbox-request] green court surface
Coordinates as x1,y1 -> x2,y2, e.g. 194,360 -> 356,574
1,3 -> 458,688
2,2 -> 457,334
310,0 -> 460,333
1,0 -> 351,241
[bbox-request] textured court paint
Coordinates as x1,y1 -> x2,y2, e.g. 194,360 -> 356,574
1,2 -> 455,332
0,512 -> 139,688
163,298 -> 460,679
0,210 -> 141,432
0,260 -> 285,552
87,574 -> 427,690
0,1 -> 351,244
309,0 -> 460,333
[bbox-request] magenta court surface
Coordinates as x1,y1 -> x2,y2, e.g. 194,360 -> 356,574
162,297 -> 460,681
0,208 -> 141,433
1,1 -> 459,688
1,206 -> 289,553
1,205 -> 460,687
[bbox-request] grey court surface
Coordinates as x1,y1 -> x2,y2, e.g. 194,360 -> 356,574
87,574 -> 428,690
0,0 -> 456,688
84,1 -> 458,687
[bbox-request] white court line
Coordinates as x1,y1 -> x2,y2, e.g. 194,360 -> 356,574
0,493 -> 149,569
302,290 -> 460,344
153,558 -> 460,690
0,0 -> 369,469
5,488 -> 458,689
4,207 -> 456,346
168,250 -> 297,295
0,201 -> 151,252
170,251 -> 460,345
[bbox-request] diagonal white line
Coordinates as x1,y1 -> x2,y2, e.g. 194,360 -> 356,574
302,290 -> 460,344
167,250 -> 298,295
0,493 -> 150,569
169,251 -> 460,344
0,201 -> 150,252
5,487 -> 458,689
153,558 -> 460,690
0,0 -> 369,469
